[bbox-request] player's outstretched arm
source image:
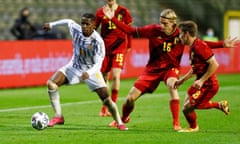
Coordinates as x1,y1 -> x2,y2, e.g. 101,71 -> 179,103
205,36 -> 240,49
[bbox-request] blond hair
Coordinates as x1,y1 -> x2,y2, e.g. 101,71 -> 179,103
160,9 -> 177,24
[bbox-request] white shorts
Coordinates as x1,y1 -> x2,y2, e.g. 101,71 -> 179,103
58,63 -> 106,91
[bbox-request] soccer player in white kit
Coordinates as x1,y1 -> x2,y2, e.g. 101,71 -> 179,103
43,13 -> 127,130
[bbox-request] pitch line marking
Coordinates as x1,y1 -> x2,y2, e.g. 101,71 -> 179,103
0,92 -> 173,113
0,85 -> 238,113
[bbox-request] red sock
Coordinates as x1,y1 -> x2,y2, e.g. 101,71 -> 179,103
170,99 -> 180,126
197,101 -> 219,109
122,103 -> 134,121
111,89 -> 118,103
184,111 -> 197,128
101,105 -> 107,112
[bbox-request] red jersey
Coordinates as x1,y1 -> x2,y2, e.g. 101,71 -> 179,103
190,38 -> 215,78
111,17 -> 184,73
95,5 -> 132,55
136,25 -> 184,72
111,17 -> 225,73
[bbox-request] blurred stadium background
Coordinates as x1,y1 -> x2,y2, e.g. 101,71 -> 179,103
0,0 -> 240,40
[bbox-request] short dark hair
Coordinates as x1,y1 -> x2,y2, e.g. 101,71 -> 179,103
82,13 -> 95,21
178,20 -> 198,37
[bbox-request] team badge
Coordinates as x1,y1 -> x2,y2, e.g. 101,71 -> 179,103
88,44 -> 93,50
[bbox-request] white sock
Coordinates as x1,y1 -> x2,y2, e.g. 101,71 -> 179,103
48,89 -> 62,117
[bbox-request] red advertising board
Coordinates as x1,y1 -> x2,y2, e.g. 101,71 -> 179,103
0,40 -> 72,88
0,40 -> 239,88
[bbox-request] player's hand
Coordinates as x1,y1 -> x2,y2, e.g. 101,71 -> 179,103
103,5 -> 114,19
192,79 -> 203,89
174,79 -> 184,89
43,23 -> 51,31
224,36 -> 240,48
81,72 -> 89,80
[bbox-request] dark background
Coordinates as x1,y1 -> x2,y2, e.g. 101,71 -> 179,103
0,0 -> 239,40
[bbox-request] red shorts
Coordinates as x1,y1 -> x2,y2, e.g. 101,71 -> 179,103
101,53 -> 126,73
188,76 -> 219,108
134,68 -> 179,94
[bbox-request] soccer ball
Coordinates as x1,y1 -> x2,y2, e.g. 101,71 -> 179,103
31,112 -> 49,130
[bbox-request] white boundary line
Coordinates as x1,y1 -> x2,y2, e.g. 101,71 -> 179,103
0,93 -> 174,113
0,85 -> 238,113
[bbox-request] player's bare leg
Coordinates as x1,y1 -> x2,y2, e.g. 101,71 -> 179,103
99,68 -> 122,117
96,87 -> 128,130
99,72 -> 112,116
122,87 -> 141,121
109,86 -> 141,127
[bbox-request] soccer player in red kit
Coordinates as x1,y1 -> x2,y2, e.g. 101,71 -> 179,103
95,0 -> 133,117
103,7 -> 238,130
175,21 -> 230,132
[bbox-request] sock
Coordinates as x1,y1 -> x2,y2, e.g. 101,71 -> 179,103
101,105 -> 107,112
122,103 -> 134,122
170,99 -> 180,126
48,89 -> 62,117
197,101 -> 219,109
184,111 -> 197,128
111,89 -> 118,103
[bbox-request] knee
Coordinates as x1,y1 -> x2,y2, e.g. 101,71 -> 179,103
166,77 -> 178,89
112,74 -> 120,81
47,80 -> 58,90
112,69 -> 121,80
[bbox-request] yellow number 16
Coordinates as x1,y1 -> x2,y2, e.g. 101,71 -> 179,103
108,21 -> 116,29
163,42 -> 172,52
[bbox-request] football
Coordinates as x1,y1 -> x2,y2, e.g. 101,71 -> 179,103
31,112 -> 49,130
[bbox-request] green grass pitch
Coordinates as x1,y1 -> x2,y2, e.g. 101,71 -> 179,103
0,74 -> 239,144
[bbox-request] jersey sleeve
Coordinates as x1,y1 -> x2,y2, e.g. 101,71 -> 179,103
49,19 -> 75,28
205,40 -> 224,49
111,17 -> 155,38
95,8 -> 102,29
124,8 -> 133,48
49,19 -> 78,38
124,8 -> 132,25
111,17 -> 136,34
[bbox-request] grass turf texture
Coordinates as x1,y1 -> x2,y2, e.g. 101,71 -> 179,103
0,74 -> 239,144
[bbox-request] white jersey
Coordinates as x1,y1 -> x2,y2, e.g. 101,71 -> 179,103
49,19 -> 106,90
49,19 -> 105,76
